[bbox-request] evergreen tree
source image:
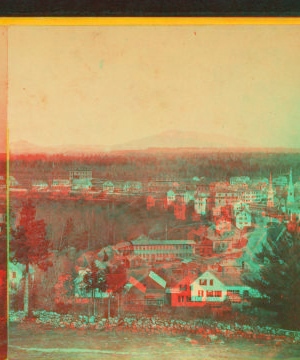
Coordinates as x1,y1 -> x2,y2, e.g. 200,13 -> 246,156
242,222 -> 300,330
63,267 -> 78,298
10,199 -> 52,317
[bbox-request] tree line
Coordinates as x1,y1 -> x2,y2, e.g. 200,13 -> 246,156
9,152 -> 300,183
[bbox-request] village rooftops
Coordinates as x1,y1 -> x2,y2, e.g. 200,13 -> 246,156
206,224 -> 240,241
130,239 -> 196,246
189,226 -> 207,236
68,166 -> 92,171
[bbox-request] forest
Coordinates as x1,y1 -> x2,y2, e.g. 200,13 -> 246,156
7,151 -> 300,185
9,196 -> 198,254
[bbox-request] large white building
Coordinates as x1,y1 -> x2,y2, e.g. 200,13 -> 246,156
239,190 -> 262,204
69,168 -> 92,181
130,239 -> 196,262
236,210 -> 252,230
194,193 -> 208,215
190,271 -> 259,302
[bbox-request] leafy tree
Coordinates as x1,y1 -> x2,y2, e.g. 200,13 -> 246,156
58,217 -> 75,252
10,199 -> 52,317
83,261 -> 108,316
63,267 -> 78,298
242,222 -> 300,330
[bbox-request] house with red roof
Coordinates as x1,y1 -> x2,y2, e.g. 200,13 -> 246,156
216,216 -> 232,235
187,226 -> 207,242
166,274 -> 198,307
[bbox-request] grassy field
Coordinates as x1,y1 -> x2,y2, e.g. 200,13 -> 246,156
8,323 -> 300,360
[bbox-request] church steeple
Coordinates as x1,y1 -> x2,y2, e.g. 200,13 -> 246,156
267,172 -> 274,208
287,168 -> 294,204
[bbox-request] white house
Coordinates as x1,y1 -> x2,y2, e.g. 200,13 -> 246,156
9,262 -> 23,291
184,191 -> 195,204
51,178 -> 71,191
190,270 -> 258,303
124,181 -> 142,193
215,216 -> 231,235
103,181 -> 114,194
32,180 -> 49,191
71,178 -> 92,191
233,201 -> 248,217
194,195 -> 207,215
9,262 -> 35,291
236,210 -> 252,230
167,190 -> 176,205
9,176 -> 19,187
230,176 -> 250,186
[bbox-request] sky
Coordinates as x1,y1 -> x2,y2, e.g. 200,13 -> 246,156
0,28 -> 7,154
6,25 -> 300,148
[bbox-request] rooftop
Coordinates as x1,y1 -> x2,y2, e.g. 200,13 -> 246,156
131,239 -> 196,245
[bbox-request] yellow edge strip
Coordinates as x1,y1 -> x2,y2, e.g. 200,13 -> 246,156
6,127 -> 9,342
0,17 -> 300,26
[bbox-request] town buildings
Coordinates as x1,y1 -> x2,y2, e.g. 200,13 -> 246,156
194,193 -> 209,215
69,167 -> 93,181
236,210 -> 252,230
267,173 -> 275,208
130,239 -> 196,262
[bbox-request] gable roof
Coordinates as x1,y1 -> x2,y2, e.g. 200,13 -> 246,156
199,270 -> 244,287
128,276 -> 147,294
131,239 -> 196,246
188,226 -> 207,237
149,271 -> 166,288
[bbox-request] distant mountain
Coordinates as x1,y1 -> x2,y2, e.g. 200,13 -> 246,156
110,130 -> 250,151
10,131 -> 300,154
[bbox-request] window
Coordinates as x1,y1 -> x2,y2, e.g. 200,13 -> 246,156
181,296 -> 184,302
178,295 -> 181,302
210,279 -> 213,286
207,291 -> 214,297
227,290 -> 240,295
214,291 -> 222,297
198,290 -> 204,297
200,279 -> 207,286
